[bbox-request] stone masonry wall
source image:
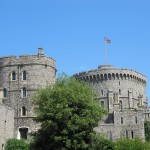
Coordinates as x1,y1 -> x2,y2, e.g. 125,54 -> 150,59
0,104 -> 14,150
0,48 -> 56,139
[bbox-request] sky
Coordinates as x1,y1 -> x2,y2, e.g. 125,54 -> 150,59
0,0 -> 150,103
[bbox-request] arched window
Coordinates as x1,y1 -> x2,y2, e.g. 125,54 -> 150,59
116,73 -> 119,80
120,74 -> 123,80
119,100 -> 123,109
101,101 -> 104,107
22,106 -> 26,116
12,71 -> 16,80
3,88 -> 7,97
123,74 -> 126,80
104,74 -> 107,80
22,88 -> 27,97
100,74 -> 103,80
22,71 -> 27,80
108,73 -> 111,80
112,73 -> 115,79
121,117 -> 123,124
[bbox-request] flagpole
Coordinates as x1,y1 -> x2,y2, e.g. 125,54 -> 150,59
104,39 -> 106,66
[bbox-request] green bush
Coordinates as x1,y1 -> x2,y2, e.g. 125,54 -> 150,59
114,138 -> 150,150
5,138 -> 29,150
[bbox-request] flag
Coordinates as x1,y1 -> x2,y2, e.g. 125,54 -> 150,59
104,37 -> 111,44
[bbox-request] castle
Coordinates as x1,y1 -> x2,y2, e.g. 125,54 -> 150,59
0,49 -> 149,148
0,48 -> 56,148
73,65 -> 149,140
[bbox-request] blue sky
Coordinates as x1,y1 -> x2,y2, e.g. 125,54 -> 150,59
0,0 -> 150,103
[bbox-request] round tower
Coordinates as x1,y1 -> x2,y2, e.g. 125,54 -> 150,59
0,48 -> 56,139
73,65 -> 147,113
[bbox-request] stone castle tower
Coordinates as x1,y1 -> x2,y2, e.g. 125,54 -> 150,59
0,48 -> 56,140
74,65 -> 149,140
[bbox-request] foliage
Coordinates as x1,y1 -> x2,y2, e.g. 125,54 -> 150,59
30,74 -> 106,150
114,138 -> 150,150
5,138 -> 29,150
91,135 -> 115,150
145,120 -> 150,141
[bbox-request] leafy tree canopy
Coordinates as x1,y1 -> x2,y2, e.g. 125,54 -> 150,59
30,74 -> 106,150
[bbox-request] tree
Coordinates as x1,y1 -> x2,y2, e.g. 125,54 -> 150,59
145,120 -> 150,141
30,75 -> 106,150
5,138 -> 29,150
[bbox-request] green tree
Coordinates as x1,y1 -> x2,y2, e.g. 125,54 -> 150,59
145,120 -> 150,141
5,138 -> 29,150
30,75 -> 106,150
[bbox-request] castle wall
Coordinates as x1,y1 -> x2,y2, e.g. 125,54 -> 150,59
0,48 -> 56,139
0,104 -> 14,150
94,110 -> 145,141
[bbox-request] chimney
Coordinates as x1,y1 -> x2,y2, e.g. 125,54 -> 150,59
38,47 -> 44,58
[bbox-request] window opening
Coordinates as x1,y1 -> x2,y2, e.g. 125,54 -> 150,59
119,100 -> 123,109
101,101 -> 104,107
12,72 -> 16,80
22,106 -> 26,116
23,71 -> 27,80
126,130 -> 128,139
121,117 -> 123,124
101,90 -> 103,96
131,130 -> 134,139
23,88 -> 27,97
3,88 -> 7,97
19,128 -> 28,139
135,117 -> 137,123
119,89 -> 121,95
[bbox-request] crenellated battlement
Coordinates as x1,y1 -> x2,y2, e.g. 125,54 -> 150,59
0,49 -> 56,69
73,65 -> 146,83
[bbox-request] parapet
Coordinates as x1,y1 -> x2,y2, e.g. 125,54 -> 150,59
73,65 -> 146,83
0,48 -> 56,69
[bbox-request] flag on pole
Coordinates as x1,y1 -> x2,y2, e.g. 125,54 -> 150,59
104,37 -> 111,44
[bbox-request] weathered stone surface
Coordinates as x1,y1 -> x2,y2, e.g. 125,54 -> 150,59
74,65 -> 148,140
0,48 -> 56,144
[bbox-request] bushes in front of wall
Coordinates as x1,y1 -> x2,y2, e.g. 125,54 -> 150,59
5,138 -> 29,150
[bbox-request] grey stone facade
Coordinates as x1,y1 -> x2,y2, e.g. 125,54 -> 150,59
73,65 -> 149,141
0,104 -> 14,150
0,48 -> 56,144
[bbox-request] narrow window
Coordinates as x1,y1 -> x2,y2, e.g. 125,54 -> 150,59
22,88 -> 27,97
119,100 -> 123,109
126,130 -> 128,139
119,89 -> 121,95
19,128 -> 28,139
131,130 -> 134,139
22,71 -> 27,80
12,72 -> 16,80
135,117 -> 137,123
22,106 -> 26,116
101,90 -> 103,96
119,81 -> 120,85
3,88 -> 7,97
101,101 -> 104,107
121,117 -> 123,124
